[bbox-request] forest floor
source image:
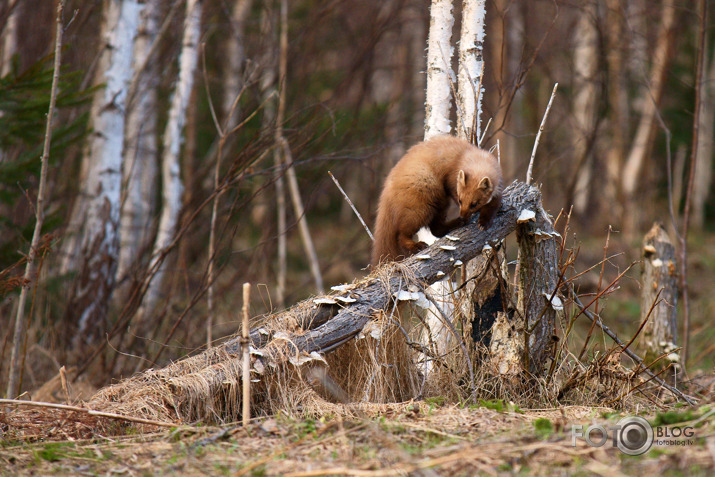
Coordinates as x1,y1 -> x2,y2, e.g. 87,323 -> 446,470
2,397 -> 714,476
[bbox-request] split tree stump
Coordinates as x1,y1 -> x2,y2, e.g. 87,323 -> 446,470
637,223 -> 679,374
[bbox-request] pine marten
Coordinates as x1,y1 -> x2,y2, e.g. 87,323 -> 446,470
371,135 -> 503,265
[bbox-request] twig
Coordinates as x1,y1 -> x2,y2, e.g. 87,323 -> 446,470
7,0 -> 65,398
478,117 -> 491,148
577,226 -> 611,361
203,42 -> 221,348
525,83 -> 558,185
242,282 -> 251,427
569,286 -> 697,405
328,171 -> 373,241
0,399 -> 176,428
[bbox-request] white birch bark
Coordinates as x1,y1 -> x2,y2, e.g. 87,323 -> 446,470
622,0 -> 676,197
692,49 -> 715,230
117,0 -> 161,283
424,0 -> 454,140
571,3 -> 599,214
139,0 -> 202,319
419,0 -> 455,372
456,0 -> 486,143
62,0 -> 142,343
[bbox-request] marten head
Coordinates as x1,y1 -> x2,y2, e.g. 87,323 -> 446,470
456,170 -> 495,220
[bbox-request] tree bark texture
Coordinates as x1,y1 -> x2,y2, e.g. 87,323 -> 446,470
424,0 -> 454,139
117,0 -> 161,284
570,3 -> 598,215
456,0 -> 486,143
138,0 -> 202,321
515,204 -> 560,374
636,224 -> 679,372
62,0 -> 141,346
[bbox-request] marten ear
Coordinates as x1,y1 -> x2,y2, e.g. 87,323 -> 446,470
457,170 -> 466,191
478,177 -> 493,193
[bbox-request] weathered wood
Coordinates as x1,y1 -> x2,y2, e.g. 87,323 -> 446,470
89,182 -> 552,422
637,223 -> 679,371
215,181 -> 542,359
516,204 -> 560,374
290,181 -> 541,354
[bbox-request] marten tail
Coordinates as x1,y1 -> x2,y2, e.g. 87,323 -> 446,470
371,206 -> 403,266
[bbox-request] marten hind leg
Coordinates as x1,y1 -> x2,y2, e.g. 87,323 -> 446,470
429,214 -> 465,237
397,233 -> 427,254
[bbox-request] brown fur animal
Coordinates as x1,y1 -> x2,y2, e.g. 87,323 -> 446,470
371,135 -> 503,265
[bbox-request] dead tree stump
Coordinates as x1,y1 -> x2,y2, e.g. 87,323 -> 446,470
489,204 -> 561,376
637,223 -> 679,374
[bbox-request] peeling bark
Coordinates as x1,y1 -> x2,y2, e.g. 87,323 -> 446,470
515,204 -> 560,374
62,0 -> 142,347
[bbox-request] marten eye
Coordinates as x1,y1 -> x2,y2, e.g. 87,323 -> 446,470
470,201 -> 478,209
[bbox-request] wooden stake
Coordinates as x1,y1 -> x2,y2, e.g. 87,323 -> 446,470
242,282 -> 251,427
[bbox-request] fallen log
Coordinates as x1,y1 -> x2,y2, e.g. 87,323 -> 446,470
89,181 -> 545,422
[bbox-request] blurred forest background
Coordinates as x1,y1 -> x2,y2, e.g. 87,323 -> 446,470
0,0 -> 713,398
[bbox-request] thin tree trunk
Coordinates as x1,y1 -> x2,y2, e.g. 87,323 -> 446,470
62,0 -> 141,346
116,0 -> 161,285
603,0 -> 627,216
276,0 -> 323,295
691,47 -> 715,230
138,0 -> 202,321
222,0 -> 252,127
457,0 -> 491,356
6,0 -> 65,399
680,0 -> 708,368
419,0 -> 455,368
621,0 -> 676,199
570,3 -> 598,215
257,3 -> 286,309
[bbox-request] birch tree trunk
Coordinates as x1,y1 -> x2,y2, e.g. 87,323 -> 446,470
138,0 -> 202,321
423,0 -> 454,141
456,0 -> 494,355
418,0 -> 455,367
570,3 -> 599,215
62,0 -> 141,346
456,0 -> 486,144
116,0 -> 161,285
